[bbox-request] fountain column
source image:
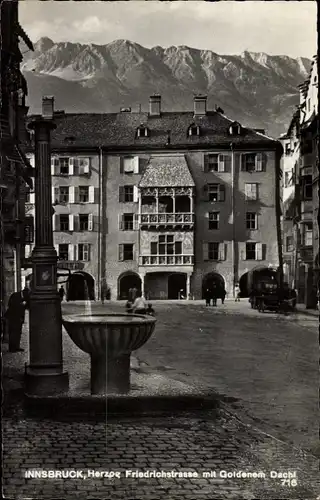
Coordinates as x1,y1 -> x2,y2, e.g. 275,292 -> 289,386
25,109 -> 69,395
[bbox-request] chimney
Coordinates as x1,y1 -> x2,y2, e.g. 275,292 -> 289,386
42,96 -> 54,119
149,94 -> 161,116
194,95 -> 207,116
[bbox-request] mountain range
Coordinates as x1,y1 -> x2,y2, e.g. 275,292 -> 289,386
21,38 -> 312,138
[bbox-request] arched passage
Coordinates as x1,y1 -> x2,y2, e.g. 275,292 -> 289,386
118,272 -> 141,300
240,266 -> 278,297
168,273 -> 187,299
67,271 -> 95,301
202,272 -> 225,299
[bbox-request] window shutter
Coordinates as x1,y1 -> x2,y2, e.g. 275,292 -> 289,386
69,186 -> 75,204
118,244 -> 124,261
241,153 -> 246,171
255,214 -> 258,229
132,244 -> 136,261
54,244 -> 59,256
203,242 -> 209,261
51,157 -> 56,176
89,186 -> 95,203
73,244 -> 78,261
27,155 -> 35,168
255,153 -> 263,172
133,156 -> 140,174
219,243 -> 226,261
205,211 -> 209,218
133,185 -> 139,203
118,214 -> 124,231
53,187 -> 59,204
218,185 -> 225,202
68,158 -> 74,175
120,157 -> 124,174
73,214 -> 79,232
203,154 -> 209,172
83,158 -> 90,174
52,214 -> 56,231
68,244 -> 74,261
239,242 -> 246,260
74,187 -> 79,203
203,184 -> 209,201
51,187 -> 55,204
69,214 -> 74,232
255,242 -> 263,260
133,214 -> 139,230
88,213 -> 93,231
29,192 -> 35,204
86,244 -> 91,262
119,186 -> 125,202
218,154 -> 225,172
252,184 -> 257,200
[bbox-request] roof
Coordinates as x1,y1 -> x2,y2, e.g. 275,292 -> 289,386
26,110 -> 280,151
139,155 -> 195,187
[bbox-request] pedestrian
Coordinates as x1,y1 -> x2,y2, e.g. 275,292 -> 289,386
204,288 -> 211,306
125,300 -> 133,313
132,291 -> 147,314
5,289 -> 29,352
179,289 -> 185,300
220,288 -> 227,305
211,284 -> 217,306
146,303 -> 155,316
59,285 -> 65,302
235,284 -> 240,302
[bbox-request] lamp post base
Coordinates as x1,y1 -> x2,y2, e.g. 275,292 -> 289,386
25,364 -> 69,396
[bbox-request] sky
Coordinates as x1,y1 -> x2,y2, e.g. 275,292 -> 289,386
19,1 -> 317,59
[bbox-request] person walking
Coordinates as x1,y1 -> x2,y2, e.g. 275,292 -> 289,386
235,284 -> 240,302
211,284 -> 217,306
59,286 -> 65,302
132,291 -> 147,314
146,304 -> 155,316
220,288 -> 227,305
5,289 -> 29,352
204,288 -> 211,306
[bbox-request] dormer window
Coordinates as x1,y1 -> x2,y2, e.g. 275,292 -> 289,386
188,124 -> 200,137
228,122 -> 241,136
137,125 -> 149,138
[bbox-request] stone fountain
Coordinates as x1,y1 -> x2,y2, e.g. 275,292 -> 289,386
62,313 -> 156,395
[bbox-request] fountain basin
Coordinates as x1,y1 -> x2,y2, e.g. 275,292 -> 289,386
62,314 -> 156,395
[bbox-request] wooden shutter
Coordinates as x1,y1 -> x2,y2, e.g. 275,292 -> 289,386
133,185 -> 139,202
133,156 -> 140,174
52,214 -> 56,231
54,244 -> 59,256
218,154 -> 225,172
252,183 -> 257,200
255,153 -> 263,172
73,215 -> 79,232
203,242 -> 209,261
51,157 -> 55,176
255,242 -> 263,260
28,155 -> 35,168
203,154 -> 209,172
69,214 -> 74,232
83,158 -> 90,174
73,244 -> 78,261
118,214 -> 124,231
88,213 -> 93,231
68,244 -> 74,261
89,186 -> 95,203
119,186 -> 125,202
29,192 -> 35,204
74,187 -> 79,203
120,157 -> 124,174
241,153 -> 246,171
133,214 -> 139,230
68,158 -> 74,175
218,184 -> 225,202
203,184 -> 209,201
218,243 -> 226,261
52,187 -> 59,204
69,186 -> 75,204
118,244 -> 124,261
239,242 -> 246,260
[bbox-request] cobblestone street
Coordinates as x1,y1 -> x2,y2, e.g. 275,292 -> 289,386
3,300 -> 319,499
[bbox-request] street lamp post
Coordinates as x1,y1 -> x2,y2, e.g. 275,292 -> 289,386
25,115 -> 69,395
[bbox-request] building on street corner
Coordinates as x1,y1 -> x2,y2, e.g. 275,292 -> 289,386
24,94 -> 283,301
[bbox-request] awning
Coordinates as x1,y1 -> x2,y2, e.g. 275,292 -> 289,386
139,155 -> 195,187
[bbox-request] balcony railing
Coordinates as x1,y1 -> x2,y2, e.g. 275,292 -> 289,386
139,213 -> 194,226
139,254 -> 194,266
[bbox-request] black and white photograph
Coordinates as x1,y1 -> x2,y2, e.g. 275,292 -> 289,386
1,0 -> 319,498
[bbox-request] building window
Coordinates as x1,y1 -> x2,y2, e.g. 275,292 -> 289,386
229,123 -> 241,136
302,175 -> 312,200
119,244 -> 134,261
79,214 -> 89,231
58,244 -> 69,261
123,157 -> 134,173
150,234 -> 182,256
59,187 -> 69,204
123,214 -> 134,230
245,183 -> 258,200
207,183 -> 225,202
137,126 -> 149,138
242,153 -> 264,172
304,223 -> 313,247
79,186 -> 89,203
204,154 -> 226,173
285,144 -> 291,156
59,214 -> 69,231
245,242 -> 263,260
246,212 -> 257,230
59,157 -> 69,175
78,243 -> 90,261
286,236 -> 294,252
208,212 -> 219,230
119,185 -> 134,202
208,242 -> 219,260
188,124 -> 200,136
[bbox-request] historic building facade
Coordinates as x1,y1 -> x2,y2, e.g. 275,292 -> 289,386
0,0 -> 34,321
25,95 -> 283,300
280,55 -> 318,307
